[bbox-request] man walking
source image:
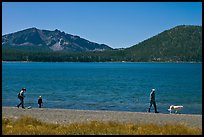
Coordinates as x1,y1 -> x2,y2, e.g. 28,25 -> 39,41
148,88 -> 159,113
17,88 -> 26,109
38,96 -> 43,108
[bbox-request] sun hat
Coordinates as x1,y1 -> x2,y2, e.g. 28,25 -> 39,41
152,89 -> 155,91
39,96 -> 42,98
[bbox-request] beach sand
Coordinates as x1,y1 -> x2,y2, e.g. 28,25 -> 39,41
2,107 -> 202,129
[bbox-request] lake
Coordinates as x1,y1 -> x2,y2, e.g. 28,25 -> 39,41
2,62 -> 202,114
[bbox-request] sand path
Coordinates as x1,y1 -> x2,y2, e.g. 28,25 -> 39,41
2,107 -> 202,129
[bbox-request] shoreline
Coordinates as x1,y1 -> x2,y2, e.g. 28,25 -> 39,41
2,107 -> 202,129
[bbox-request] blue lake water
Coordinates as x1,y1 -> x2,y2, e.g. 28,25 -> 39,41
2,62 -> 202,114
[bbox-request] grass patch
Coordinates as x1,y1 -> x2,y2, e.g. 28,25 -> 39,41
2,116 -> 202,135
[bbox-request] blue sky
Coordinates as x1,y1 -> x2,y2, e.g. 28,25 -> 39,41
2,2 -> 202,48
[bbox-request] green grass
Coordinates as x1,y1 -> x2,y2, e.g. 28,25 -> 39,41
2,116 -> 202,135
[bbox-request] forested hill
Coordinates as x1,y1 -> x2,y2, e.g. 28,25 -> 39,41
2,25 -> 202,62
123,25 -> 202,62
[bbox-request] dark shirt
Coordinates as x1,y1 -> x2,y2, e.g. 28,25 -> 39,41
38,98 -> 43,104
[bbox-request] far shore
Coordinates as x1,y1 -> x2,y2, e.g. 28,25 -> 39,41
2,61 -> 202,63
2,107 -> 202,129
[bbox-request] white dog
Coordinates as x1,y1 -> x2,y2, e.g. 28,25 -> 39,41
168,105 -> 183,114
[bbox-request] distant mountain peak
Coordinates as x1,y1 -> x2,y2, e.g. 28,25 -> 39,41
54,29 -> 61,32
2,28 -> 112,52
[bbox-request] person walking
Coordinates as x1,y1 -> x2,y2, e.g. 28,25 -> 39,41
38,96 -> 43,108
17,88 -> 26,109
148,88 -> 159,113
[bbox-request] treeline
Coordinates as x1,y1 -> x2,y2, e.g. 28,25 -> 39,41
2,47 -> 202,62
2,48 -> 127,62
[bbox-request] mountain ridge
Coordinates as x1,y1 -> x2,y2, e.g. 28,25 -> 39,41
2,25 -> 202,62
2,27 -> 112,52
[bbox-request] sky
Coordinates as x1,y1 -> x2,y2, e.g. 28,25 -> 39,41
2,2 -> 202,48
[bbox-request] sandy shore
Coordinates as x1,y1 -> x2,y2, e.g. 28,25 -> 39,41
2,107 -> 202,129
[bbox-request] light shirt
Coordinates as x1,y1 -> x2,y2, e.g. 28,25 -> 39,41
150,91 -> 155,102
19,90 -> 25,97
